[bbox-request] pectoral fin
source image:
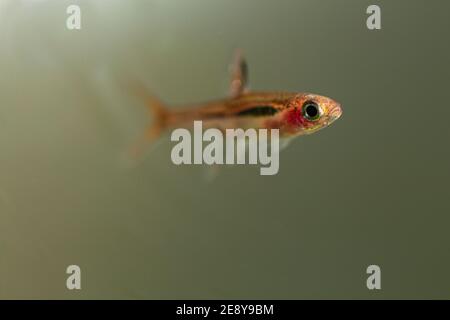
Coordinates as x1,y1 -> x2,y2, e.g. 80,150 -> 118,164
278,138 -> 293,151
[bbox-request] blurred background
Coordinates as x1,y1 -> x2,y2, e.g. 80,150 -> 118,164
0,0 -> 449,299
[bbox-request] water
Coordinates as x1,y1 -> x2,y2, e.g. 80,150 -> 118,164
0,0 -> 449,299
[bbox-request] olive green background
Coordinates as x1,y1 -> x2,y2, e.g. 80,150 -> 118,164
0,0 -> 449,299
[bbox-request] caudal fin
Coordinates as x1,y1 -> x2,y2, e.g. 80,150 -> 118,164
129,82 -> 170,159
140,90 -> 169,141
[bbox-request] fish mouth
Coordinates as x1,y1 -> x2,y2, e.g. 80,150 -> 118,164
327,105 -> 342,124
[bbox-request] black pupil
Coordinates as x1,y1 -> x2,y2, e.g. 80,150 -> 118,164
305,103 -> 318,118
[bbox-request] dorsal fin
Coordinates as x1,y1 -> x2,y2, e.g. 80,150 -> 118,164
229,49 -> 249,98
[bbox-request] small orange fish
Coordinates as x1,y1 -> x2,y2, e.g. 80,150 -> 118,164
132,50 -> 342,155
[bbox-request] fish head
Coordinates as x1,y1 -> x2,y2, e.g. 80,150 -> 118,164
283,93 -> 342,135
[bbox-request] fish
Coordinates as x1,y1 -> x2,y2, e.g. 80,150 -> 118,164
131,50 -> 342,157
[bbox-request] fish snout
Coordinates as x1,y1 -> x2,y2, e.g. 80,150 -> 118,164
327,103 -> 342,123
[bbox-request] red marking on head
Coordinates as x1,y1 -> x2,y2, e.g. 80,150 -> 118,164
285,108 -> 312,128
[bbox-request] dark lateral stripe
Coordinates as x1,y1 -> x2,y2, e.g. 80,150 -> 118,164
236,105 -> 279,117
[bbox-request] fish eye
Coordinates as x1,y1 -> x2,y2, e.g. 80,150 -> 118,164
302,101 -> 321,121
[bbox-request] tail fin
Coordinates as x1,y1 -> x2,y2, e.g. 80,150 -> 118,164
141,91 -> 169,141
129,82 -> 170,159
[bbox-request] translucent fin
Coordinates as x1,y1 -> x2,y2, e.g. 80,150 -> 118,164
278,138 -> 293,151
127,80 -> 170,160
229,49 -> 249,98
203,164 -> 221,183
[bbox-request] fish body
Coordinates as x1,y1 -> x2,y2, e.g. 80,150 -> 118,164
162,91 -> 342,137
133,50 -> 342,154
